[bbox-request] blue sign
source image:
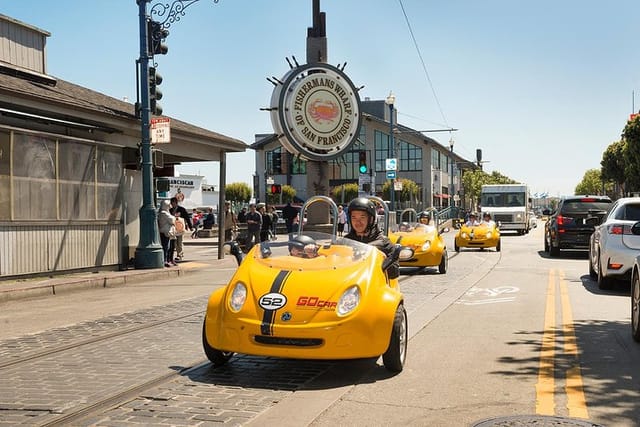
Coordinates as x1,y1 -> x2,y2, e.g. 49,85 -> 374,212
386,171 -> 396,179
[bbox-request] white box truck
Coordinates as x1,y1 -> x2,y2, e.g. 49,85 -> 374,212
480,184 -> 531,234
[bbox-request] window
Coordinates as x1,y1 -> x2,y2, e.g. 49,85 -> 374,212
13,134 -> 57,220
397,140 -> 422,171
2,131 -> 123,221
374,130 -> 389,172
291,154 -> 306,175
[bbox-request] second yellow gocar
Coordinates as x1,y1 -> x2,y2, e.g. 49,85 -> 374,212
388,209 -> 447,274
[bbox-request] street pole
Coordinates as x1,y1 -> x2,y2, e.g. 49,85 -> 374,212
449,137 -> 455,209
135,0 -> 164,269
134,0 -> 219,269
385,92 -> 396,212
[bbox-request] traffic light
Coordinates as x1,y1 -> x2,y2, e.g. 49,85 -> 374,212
155,177 -> 170,192
358,150 -> 368,174
272,152 -> 282,174
149,66 -> 163,116
147,20 -> 169,56
270,184 -> 282,194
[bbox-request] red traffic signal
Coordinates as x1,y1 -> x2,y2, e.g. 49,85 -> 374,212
270,184 -> 282,194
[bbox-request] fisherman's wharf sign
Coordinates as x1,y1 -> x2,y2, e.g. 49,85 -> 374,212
270,63 -> 362,160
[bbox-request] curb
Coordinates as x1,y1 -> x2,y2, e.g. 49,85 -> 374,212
0,267 -> 189,304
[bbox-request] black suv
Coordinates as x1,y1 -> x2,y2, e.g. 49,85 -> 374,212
544,195 -> 612,257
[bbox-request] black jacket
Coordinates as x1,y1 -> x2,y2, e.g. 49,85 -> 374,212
344,225 -> 399,279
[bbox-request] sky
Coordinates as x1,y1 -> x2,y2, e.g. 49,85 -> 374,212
4,0 -> 640,198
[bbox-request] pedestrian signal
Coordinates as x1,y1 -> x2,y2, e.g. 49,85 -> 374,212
270,184 -> 282,194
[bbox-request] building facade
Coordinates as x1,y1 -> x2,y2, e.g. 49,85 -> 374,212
0,14 -> 246,278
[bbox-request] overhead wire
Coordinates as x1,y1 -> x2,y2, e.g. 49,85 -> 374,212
397,0 -> 450,129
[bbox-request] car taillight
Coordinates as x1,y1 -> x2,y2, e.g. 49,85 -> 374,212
557,215 -> 572,226
607,224 -> 632,235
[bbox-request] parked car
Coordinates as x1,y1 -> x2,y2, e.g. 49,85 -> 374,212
544,196 -> 612,257
528,211 -> 537,229
630,242 -> 640,341
589,197 -> 640,289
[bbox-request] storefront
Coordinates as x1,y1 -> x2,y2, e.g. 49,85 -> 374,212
0,15 -> 246,278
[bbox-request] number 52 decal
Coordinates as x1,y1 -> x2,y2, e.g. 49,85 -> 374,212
259,292 -> 288,310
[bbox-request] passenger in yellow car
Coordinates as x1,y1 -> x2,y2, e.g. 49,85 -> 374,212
465,212 -> 480,227
481,212 -> 496,227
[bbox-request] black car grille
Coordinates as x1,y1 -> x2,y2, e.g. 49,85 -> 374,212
494,214 -> 512,222
254,336 -> 323,347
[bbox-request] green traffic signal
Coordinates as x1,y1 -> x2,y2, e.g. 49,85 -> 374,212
358,150 -> 368,174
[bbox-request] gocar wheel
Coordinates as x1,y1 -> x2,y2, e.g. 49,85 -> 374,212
438,250 -> 448,274
383,304 -> 408,372
202,319 -> 234,367
496,239 -> 501,252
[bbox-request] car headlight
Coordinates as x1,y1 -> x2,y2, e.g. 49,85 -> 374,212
229,282 -> 247,312
485,231 -> 493,238
337,285 -> 360,316
461,232 -> 469,239
421,241 -> 431,251
516,212 -> 523,220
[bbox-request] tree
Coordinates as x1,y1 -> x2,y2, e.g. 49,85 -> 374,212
266,184 -> 296,205
574,169 -> 604,195
623,116 -> 640,193
331,183 -> 359,205
281,185 -> 296,203
382,178 -> 420,208
460,169 -> 519,209
225,182 -> 251,203
601,140 -> 626,197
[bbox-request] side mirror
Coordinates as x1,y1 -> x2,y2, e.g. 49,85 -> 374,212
542,209 -> 550,215
632,222 -> 640,236
225,241 -> 244,266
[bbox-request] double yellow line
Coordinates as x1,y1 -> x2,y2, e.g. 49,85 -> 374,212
536,269 -> 589,418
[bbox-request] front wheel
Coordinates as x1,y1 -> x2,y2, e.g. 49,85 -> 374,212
382,304 -> 408,372
544,233 -> 549,253
588,248 -> 597,278
454,241 -> 460,252
496,239 -> 501,252
632,270 -> 640,342
202,318 -> 234,367
438,250 -> 448,274
597,251 -> 613,290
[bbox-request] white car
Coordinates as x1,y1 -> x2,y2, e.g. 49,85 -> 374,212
589,197 -> 640,289
528,211 -> 537,230
631,249 -> 640,341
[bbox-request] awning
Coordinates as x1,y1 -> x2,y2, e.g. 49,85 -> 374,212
434,194 -> 450,199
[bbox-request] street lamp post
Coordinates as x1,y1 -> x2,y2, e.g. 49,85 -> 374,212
134,0 -> 218,269
385,92 -> 396,212
134,0 -> 164,269
449,137 -> 455,209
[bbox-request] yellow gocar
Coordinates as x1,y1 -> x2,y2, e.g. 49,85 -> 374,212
202,230 -> 409,372
454,223 -> 501,252
389,222 -> 447,274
